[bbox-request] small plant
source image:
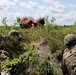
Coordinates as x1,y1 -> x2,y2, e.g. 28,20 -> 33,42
50,17 -> 56,25
1,17 -> 8,29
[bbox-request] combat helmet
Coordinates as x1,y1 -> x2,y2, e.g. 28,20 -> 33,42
8,30 -> 19,37
64,34 -> 76,46
8,30 -> 24,41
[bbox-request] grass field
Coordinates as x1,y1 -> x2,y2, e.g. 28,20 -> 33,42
0,19 -> 76,75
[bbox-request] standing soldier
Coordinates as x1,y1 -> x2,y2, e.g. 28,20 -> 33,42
61,34 -> 76,75
0,30 -> 25,75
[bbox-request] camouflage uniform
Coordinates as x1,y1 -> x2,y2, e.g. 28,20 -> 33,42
0,50 -> 12,75
0,30 -> 25,75
0,35 -> 12,75
8,30 -> 25,52
61,34 -> 76,75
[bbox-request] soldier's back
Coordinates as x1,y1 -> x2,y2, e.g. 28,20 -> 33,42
63,45 -> 76,75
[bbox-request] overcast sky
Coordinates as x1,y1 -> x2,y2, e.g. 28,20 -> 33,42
0,0 -> 76,25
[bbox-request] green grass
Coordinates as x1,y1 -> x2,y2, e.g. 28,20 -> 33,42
0,22 -> 76,75
0,24 -> 76,58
